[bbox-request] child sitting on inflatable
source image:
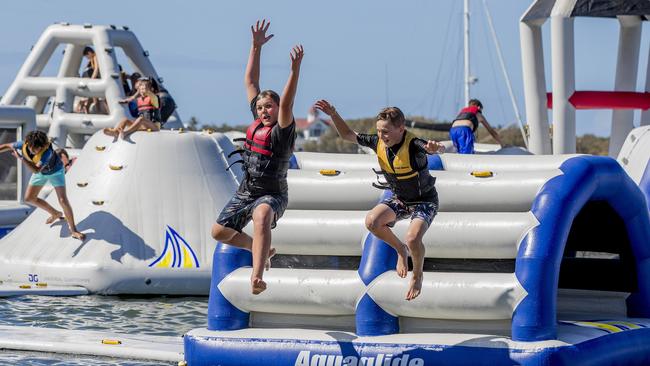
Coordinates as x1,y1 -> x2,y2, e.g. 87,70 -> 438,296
0,131 -> 85,240
104,77 -> 161,139
315,101 -> 444,300
450,99 -> 502,154
211,20 -> 303,295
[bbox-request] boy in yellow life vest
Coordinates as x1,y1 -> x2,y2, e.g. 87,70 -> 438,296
315,100 -> 444,300
0,131 -> 85,240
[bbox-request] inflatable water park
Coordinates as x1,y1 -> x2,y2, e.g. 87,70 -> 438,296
0,0 -> 650,365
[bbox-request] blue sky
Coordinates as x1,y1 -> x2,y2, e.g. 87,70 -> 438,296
0,0 -> 648,136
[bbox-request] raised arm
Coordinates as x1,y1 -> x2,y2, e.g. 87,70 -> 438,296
477,113 -> 503,145
314,100 -> 358,143
245,20 -> 274,104
278,45 -> 303,128
0,143 -> 15,153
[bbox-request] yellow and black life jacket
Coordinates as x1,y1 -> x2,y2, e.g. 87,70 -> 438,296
376,131 -> 435,203
21,142 -> 61,175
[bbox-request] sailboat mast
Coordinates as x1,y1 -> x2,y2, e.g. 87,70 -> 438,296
464,0 -> 470,105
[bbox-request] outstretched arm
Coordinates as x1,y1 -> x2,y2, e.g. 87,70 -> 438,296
278,45 -> 303,128
314,100 -> 358,143
478,113 -> 503,145
0,143 -> 16,153
245,20 -> 274,104
422,140 -> 445,154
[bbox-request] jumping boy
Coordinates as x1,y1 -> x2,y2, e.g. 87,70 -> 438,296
450,99 -> 502,154
0,131 -> 85,240
315,100 -> 444,300
211,20 -> 302,295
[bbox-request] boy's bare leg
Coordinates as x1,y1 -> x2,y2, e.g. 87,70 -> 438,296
365,204 -> 409,278
53,186 -> 85,240
24,185 -> 62,224
404,219 -> 428,301
211,224 -> 276,270
121,117 -> 144,139
250,203 -> 274,294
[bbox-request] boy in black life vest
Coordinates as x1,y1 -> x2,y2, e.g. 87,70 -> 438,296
0,131 -> 85,240
450,99 -> 502,154
211,20 -> 302,295
315,101 -> 444,300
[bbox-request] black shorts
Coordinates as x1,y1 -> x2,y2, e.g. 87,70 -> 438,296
381,196 -> 439,227
216,192 -> 288,233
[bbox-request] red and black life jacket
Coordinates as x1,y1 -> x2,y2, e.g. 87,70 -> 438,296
137,94 -> 157,112
238,119 -> 290,180
453,105 -> 480,132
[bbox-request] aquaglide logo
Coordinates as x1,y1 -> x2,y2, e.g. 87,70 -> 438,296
295,351 -> 425,366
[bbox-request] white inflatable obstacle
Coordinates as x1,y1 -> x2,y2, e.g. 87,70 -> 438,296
0,130 -> 239,294
187,147 -> 650,365
0,23 -> 181,147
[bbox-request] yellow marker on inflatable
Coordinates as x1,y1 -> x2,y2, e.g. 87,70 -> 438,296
101,339 -> 122,345
92,200 -> 105,206
77,182 -> 88,187
471,171 -> 494,178
95,145 -> 106,151
36,282 -> 47,287
178,128 -> 185,133
109,164 -> 123,171
320,169 -> 341,176
19,285 -> 31,289
147,128 -> 152,132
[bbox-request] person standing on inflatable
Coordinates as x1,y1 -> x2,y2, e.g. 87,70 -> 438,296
211,20 -> 302,295
0,131 -> 85,240
450,99 -> 502,154
314,101 -> 444,301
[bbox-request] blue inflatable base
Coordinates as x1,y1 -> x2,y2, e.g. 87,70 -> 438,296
0,227 -> 14,239
184,326 -> 650,366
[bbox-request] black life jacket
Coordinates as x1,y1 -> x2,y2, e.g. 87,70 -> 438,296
453,105 -> 481,132
375,131 -> 435,203
229,119 -> 290,184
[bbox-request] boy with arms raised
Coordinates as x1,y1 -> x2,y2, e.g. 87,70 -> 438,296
315,101 -> 443,300
211,20 -> 302,295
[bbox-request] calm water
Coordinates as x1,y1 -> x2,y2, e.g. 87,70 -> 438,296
0,295 -> 209,365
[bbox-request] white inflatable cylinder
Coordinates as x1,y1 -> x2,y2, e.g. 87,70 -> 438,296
609,15 -> 642,157
643,43 -> 650,126
519,20 -> 551,155
550,15 -> 576,154
368,272 -> 526,319
294,152 -> 378,171
219,268 -> 365,315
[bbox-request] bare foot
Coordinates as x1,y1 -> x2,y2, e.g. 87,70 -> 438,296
103,128 -> 119,137
396,244 -> 408,278
251,278 -> 267,295
265,247 -> 276,271
45,212 -> 63,225
71,231 -> 86,241
406,274 -> 423,301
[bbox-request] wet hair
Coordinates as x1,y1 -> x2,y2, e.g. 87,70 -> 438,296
468,99 -> 483,110
376,107 -> 406,127
56,148 -> 69,160
256,90 -> 280,106
25,130 -> 49,149
82,46 -> 95,56
149,78 -> 161,94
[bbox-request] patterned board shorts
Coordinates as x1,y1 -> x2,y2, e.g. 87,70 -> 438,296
381,196 -> 439,227
216,192 -> 288,233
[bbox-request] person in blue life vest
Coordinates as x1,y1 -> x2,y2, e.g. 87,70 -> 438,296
0,131 -> 86,240
315,100 -> 444,301
211,19 -> 303,295
450,99 -> 502,154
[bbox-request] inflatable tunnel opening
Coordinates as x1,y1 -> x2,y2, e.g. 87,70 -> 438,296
559,201 -> 637,293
